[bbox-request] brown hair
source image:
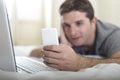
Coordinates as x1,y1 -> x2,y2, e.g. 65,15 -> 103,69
59,0 -> 94,21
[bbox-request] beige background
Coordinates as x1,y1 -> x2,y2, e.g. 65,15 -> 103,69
5,0 -> 120,46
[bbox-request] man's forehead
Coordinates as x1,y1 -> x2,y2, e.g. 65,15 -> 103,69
60,11 -> 87,22
61,16 -> 84,24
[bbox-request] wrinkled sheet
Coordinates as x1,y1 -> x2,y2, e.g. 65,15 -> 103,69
1,46 -> 118,80
0,63 -> 120,80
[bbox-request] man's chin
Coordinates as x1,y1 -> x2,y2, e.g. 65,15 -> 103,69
72,43 -> 83,46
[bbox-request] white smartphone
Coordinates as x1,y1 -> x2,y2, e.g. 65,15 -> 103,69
41,28 -> 59,46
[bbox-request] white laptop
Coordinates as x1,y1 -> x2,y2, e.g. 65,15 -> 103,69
0,0 -> 56,73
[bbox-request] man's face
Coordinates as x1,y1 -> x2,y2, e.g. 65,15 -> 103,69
61,11 -> 96,46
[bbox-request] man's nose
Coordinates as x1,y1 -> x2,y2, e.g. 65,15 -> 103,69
70,26 -> 78,36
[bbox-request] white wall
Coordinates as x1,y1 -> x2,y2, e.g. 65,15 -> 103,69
6,0 -> 120,45
90,0 -> 120,27
99,0 -> 120,27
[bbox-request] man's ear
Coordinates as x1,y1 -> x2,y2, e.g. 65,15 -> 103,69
91,17 -> 97,24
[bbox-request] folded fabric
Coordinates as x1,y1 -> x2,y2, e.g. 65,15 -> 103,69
29,63 -> 120,80
0,63 -> 120,80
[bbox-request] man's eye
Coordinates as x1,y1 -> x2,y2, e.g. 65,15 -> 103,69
63,24 -> 70,28
76,22 -> 83,26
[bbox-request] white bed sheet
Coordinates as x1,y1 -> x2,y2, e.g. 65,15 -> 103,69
0,63 -> 120,80
1,46 -> 119,80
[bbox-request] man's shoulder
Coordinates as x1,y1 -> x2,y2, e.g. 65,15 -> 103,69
96,20 -> 120,30
95,19 -> 120,50
96,19 -> 120,37
95,20 -> 120,57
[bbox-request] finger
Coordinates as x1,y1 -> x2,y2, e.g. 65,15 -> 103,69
60,25 -> 72,46
42,50 -> 61,59
44,61 -> 58,69
60,25 -> 67,43
43,45 -> 62,53
43,56 -> 61,64
44,61 -> 61,70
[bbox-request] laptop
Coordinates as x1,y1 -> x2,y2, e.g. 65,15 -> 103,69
0,0 -> 56,73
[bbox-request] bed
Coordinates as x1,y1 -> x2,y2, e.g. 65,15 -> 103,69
0,46 -> 120,80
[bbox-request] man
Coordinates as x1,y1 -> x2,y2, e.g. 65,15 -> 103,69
30,0 -> 120,71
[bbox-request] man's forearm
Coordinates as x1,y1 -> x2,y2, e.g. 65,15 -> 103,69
85,57 -> 120,68
79,52 -> 120,70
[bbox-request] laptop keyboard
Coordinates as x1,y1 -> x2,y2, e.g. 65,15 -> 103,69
16,57 -> 57,73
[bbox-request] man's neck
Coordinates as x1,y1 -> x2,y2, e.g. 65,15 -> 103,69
84,23 -> 96,52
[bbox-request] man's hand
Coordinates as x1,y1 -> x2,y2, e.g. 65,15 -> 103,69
42,44 -> 90,71
60,26 -> 72,46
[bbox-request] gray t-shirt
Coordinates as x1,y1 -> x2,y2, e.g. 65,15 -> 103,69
72,20 -> 120,58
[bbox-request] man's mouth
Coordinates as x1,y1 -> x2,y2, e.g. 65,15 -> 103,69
71,37 -> 81,40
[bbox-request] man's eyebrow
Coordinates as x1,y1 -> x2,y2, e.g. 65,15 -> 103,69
62,20 -> 84,26
75,20 -> 84,23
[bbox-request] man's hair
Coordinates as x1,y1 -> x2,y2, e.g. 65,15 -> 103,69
59,0 -> 94,21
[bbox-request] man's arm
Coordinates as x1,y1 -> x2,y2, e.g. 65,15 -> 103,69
82,51 -> 120,69
42,44 -> 120,71
29,48 -> 43,58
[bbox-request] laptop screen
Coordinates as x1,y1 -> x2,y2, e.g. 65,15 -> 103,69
0,0 -> 17,72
